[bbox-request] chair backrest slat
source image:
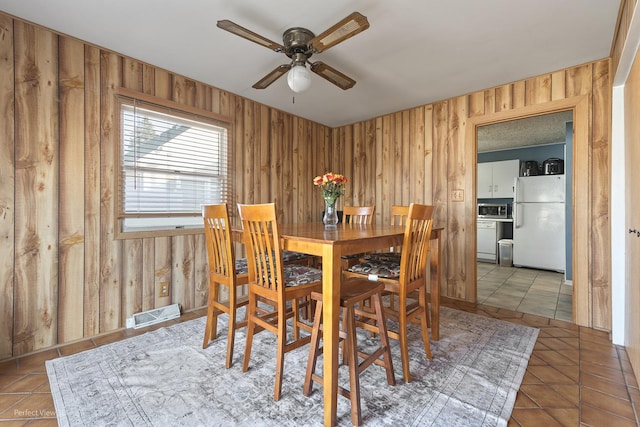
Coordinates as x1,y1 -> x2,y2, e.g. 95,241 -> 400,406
343,205 -> 375,226
238,203 -> 284,295
399,204 -> 434,284
203,204 -> 235,282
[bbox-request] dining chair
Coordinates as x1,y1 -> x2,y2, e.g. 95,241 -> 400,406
361,205 -> 409,264
342,205 -> 375,225
341,205 -> 376,270
303,277 -> 396,426
344,203 -> 434,383
202,204 -> 249,368
238,202 -> 323,401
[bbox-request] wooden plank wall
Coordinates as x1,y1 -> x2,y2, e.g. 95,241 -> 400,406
333,60 -> 612,330
0,12 -> 613,360
0,14 -> 333,360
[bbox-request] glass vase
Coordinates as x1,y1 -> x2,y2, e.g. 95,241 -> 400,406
323,198 -> 339,229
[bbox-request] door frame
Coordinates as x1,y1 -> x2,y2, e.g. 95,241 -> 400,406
465,96 -> 590,326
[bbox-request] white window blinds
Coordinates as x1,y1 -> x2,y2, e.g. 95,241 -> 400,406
117,97 -> 231,232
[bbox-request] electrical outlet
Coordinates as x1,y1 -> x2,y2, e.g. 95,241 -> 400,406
159,281 -> 170,297
451,189 -> 464,202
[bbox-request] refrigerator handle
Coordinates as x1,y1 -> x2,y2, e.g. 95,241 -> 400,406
513,177 -> 520,228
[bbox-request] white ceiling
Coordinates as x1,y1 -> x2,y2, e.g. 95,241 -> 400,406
0,1 -> 620,128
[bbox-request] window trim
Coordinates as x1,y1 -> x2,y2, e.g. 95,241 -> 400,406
114,88 -> 233,239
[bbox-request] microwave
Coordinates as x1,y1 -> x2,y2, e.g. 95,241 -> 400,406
478,203 -> 508,219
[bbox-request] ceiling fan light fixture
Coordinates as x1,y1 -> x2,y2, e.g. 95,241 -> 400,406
287,63 -> 311,93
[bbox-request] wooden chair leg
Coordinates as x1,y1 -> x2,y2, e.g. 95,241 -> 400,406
398,307 -> 412,383
203,283 -> 220,349
242,295 -> 257,373
419,288 -> 433,360
371,292 -> 396,386
345,306 -> 362,426
225,291 -> 236,369
303,299 -> 324,396
274,316 -> 287,401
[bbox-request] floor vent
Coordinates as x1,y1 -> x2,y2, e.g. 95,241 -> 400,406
126,304 -> 181,329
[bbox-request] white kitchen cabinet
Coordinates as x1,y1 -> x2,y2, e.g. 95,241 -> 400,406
477,159 -> 519,198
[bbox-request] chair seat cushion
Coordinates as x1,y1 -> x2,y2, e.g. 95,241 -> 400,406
347,260 -> 400,279
235,258 -> 249,275
362,252 -> 402,263
283,265 -> 322,286
282,250 -> 312,262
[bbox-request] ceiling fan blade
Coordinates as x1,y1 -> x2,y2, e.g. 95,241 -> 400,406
310,12 -> 370,53
310,62 -> 356,90
252,64 -> 291,89
217,20 -> 284,52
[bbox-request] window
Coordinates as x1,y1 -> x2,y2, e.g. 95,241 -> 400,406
116,91 -> 232,235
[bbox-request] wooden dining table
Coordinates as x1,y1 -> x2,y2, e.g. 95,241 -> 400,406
277,222 -> 442,427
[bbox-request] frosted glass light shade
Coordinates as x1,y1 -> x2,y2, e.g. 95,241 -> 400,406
287,64 -> 311,93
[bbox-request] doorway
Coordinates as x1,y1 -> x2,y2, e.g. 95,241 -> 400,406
476,111 -> 573,321
465,96 -> 590,326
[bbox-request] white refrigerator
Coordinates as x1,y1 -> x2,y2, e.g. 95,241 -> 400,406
513,175 -> 565,272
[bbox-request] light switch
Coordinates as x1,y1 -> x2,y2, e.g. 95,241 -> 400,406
452,189 -> 464,202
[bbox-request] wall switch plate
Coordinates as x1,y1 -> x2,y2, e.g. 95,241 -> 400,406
159,281 -> 170,297
452,189 -> 464,202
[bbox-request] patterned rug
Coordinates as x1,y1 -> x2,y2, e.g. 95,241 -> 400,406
46,307 -> 538,426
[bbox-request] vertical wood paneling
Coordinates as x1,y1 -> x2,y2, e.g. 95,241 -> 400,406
58,36 -> 86,342
83,44 -> 101,337
591,60 -> 612,331
13,22 -> 59,354
194,234 -> 208,309
259,104 -> 270,203
142,238 -> 155,311
154,237 -> 171,308
446,96 -> 469,300
423,105 -> 434,204
122,239 -> 143,322
525,74 -> 552,105
468,92 -> 485,117
432,101 -> 449,294
380,115 -> 392,222
410,107 -> 425,204
393,112 -> 403,205
495,84 -> 513,112
551,70 -> 566,100
401,112 -> 411,204
483,89 -> 495,114
0,14 -> 15,359
513,80 -> 526,108
99,51 -> 122,332
365,120 -> 377,207
171,235 -> 195,310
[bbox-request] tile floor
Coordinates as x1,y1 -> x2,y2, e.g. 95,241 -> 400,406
477,262 -> 573,322
1,302 -> 638,426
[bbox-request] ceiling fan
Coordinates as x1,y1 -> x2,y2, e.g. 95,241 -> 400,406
217,12 -> 369,92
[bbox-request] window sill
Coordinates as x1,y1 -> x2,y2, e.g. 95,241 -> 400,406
115,226 -> 204,240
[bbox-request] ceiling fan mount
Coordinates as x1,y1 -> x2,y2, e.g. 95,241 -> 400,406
217,12 -> 370,91
282,27 -> 315,60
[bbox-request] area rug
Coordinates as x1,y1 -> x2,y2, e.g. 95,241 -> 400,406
46,307 -> 538,426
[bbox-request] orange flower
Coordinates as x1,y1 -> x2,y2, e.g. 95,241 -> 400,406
313,172 -> 347,202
